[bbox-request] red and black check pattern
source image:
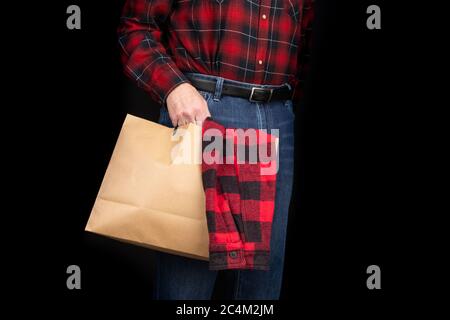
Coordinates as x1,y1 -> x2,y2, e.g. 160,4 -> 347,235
202,118 -> 278,270
118,0 -> 314,105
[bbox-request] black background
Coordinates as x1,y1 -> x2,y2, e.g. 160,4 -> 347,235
11,0 -> 440,315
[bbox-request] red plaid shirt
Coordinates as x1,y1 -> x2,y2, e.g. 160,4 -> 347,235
202,118 -> 278,270
118,0 -> 314,105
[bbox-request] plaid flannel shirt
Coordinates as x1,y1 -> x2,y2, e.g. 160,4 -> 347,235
202,118 -> 278,270
118,0 -> 314,105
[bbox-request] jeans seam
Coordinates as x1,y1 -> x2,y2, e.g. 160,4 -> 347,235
256,103 -> 263,130
155,253 -> 160,299
266,102 -> 273,130
233,270 -> 241,299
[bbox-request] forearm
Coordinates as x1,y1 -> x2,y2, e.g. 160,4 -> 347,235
294,0 -> 315,102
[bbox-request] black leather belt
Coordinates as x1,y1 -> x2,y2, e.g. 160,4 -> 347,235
186,75 -> 293,103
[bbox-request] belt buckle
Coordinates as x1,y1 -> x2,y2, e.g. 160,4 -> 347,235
249,87 -> 273,103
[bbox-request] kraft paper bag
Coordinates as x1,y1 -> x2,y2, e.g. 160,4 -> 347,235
85,114 -> 209,260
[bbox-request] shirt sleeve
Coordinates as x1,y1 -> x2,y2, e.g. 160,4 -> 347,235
294,0 -> 314,102
118,0 -> 190,105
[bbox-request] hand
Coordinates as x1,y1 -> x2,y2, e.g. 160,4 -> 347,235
166,82 -> 211,127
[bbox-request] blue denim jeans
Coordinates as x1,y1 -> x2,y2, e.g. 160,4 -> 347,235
155,73 -> 295,300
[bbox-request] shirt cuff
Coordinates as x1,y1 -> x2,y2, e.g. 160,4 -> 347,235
162,77 -> 190,106
209,250 -> 270,271
151,62 -> 190,106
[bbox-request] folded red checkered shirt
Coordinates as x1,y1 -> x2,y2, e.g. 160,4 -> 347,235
202,118 -> 278,270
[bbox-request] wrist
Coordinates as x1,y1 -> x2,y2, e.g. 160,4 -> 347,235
164,81 -> 192,105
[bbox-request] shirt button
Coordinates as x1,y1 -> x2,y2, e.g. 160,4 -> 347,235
262,14 -> 267,19
229,251 -> 238,258
258,60 -> 263,65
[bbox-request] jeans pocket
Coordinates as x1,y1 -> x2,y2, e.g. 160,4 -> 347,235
198,90 -> 212,103
284,99 -> 296,118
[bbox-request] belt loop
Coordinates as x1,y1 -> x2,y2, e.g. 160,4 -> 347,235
213,77 -> 224,101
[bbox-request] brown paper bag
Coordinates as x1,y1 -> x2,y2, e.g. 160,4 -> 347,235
85,114 -> 209,260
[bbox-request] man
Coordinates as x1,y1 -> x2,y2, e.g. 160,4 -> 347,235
118,0 -> 313,299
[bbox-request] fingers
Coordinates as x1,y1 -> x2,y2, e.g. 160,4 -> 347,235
192,108 -> 212,127
199,108 -> 210,124
166,85 -> 211,127
176,112 -> 196,127
174,104 -> 210,127
170,109 -> 194,127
